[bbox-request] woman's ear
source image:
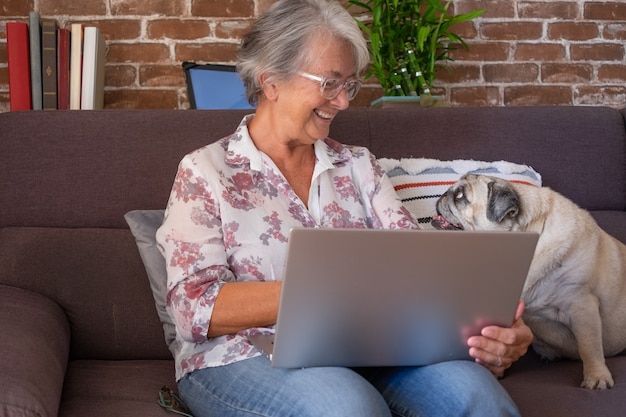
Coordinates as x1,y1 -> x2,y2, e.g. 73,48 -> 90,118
260,73 -> 279,101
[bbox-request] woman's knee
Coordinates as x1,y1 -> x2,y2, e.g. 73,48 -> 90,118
283,367 -> 392,417
178,360 -> 392,417
424,361 -> 520,417
362,361 -> 520,417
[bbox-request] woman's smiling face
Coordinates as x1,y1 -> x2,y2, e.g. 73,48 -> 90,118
273,33 -> 357,144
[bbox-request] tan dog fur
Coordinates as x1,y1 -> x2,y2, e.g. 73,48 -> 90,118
433,174 -> 626,389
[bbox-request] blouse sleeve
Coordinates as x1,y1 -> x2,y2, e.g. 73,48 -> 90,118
156,156 -> 234,344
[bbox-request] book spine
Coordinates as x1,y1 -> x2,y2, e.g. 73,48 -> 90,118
6,22 -> 32,111
41,19 -> 58,110
80,26 -> 106,110
93,29 -> 106,110
69,23 -> 83,109
29,11 -> 42,110
57,28 -> 71,110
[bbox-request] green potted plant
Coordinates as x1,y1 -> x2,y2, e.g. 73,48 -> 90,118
347,0 -> 484,107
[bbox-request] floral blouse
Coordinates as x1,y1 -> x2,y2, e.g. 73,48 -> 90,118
156,115 -> 418,380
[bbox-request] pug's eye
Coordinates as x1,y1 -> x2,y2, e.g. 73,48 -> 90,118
454,187 -> 465,201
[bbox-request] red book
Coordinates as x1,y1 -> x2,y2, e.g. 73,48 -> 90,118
57,27 -> 71,110
6,22 -> 32,111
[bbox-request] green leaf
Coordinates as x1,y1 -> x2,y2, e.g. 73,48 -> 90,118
345,0 -> 483,96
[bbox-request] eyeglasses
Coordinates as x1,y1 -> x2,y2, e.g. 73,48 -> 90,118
297,71 -> 362,101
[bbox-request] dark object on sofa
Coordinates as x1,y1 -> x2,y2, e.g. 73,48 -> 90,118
1,106 -> 625,417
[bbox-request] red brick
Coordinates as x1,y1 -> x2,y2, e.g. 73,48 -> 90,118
65,21 -> 123,41
584,2 -> 626,20
192,0 -> 255,18
450,21 -> 480,41
110,0 -> 185,16
105,65 -> 137,87
541,63 -> 593,83
548,22 -> 599,41
514,43 -> 566,61
480,22 -> 543,41
449,42 -> 510,61
0,66 -> 7,85
570,43 -> 625,61
504,86 -> 572,106
429,87 -> 446,98
603,23 -> 626,41
0,0 -> 35,16
215,20 -> 255,40
455,0 -> 515,19
574,85 -> 626,107
435,64 -> 481,84
148,20 -> 210,40
597,65 -> 626,82
484,63 -> 539,83
107,43 -> 171,64
40,0 -> 106,15
518,1 -> 578,19
95,20 -> 141,41
139,65 -> 186,87
175,43 -> 239,64
105,89 -> 180,109
449,86 -> 501,106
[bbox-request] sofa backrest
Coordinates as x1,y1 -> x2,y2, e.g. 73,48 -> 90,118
1,107 -> 624,228
1,107 -> 624,360
362,106 -> 626,212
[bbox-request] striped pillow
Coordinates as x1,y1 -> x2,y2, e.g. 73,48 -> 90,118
379,158 -> 542,229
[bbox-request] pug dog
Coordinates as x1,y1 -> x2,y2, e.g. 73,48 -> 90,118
432,174 -> 626,390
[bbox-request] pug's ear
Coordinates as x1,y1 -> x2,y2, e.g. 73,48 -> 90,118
487,181 -> 520,223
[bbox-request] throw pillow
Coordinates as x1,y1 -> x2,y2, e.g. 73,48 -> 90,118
124,209 -> 175,349
378,158 -> 542,229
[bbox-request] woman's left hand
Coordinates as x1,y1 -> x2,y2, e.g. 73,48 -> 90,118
467,300 -> 534,377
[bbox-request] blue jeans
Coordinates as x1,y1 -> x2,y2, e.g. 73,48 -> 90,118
178,356 -> 520,417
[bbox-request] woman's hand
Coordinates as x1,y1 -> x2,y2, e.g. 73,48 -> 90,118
467,301 -> 533,377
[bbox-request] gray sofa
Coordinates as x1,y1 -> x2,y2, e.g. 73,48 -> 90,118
0,106 -> 625,417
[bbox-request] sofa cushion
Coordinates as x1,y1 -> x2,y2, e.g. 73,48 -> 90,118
0,285 -> 70,417
59,359 -> 176,417
0,227 -> 172,361
378,158 -> 542,228
125,210 -> 175,349
502,349 -> 626,417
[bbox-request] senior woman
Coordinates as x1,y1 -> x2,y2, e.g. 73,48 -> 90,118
156,0 -> 533,416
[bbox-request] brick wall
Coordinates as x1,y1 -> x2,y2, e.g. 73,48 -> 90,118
0,0 -> 624,111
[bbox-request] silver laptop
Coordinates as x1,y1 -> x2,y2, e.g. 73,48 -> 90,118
249,227 -> 539,368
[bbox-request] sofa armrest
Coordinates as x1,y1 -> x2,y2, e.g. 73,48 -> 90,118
0,285 -> 70,417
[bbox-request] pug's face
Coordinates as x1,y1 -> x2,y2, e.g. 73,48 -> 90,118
432,174 -> 521,231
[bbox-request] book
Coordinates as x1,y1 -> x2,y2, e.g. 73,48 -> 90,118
80,26 -> 106,110
29,11 -> 42,110
57,27 -> 71,110
69,23 -> 83,109
41,19 -> 58,110
6,22 -> 32,111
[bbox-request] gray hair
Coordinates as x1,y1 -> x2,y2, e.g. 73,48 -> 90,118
237,0 -> 369,105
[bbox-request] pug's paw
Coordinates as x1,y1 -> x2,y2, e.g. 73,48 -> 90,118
581,368 -> 614,390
